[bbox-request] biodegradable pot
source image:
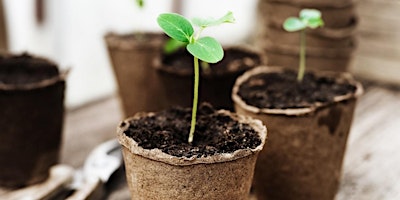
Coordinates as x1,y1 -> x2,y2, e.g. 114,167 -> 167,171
260,26 -> 355,48
0,54 -> 66,188
232,66 -> 363,200
117,108 -> 267,200
154,46 -> 263,110
105,32 -> 167,117
262,40 -> 355,72
260,2 -> 357,29
263,0 -> 356,8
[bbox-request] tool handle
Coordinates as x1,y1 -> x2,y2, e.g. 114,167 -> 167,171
66,178 -> 104,200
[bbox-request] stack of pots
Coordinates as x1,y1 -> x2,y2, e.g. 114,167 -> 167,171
256,0 -> 358,72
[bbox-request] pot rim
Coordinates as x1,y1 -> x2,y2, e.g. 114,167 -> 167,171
231,66 -> 363,116
117,109 -> 267,166
0,53 -> 68,91
104,32 -> 166,51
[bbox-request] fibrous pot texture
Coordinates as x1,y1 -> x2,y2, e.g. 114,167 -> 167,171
154,46 -> 263,110
0,53 -> 66,188
262,0 -> 356,8
260,2 -> 357,29
261,40 -> 355,72
105,32 -> 167,117
117,104 -> 267,200
232,66 -> 363,200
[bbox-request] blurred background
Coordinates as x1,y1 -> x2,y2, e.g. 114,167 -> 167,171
3,0 -> 399,108
3,0 -> 260,108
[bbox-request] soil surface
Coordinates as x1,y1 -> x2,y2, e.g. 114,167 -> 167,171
122,103 -> 262,158
161,48 -> 261,76
238,70 -> 357,109
0,53 -> 59,85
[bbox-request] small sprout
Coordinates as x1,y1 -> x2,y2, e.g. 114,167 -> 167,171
283,9 -> 324,82
157,12 -> 235,143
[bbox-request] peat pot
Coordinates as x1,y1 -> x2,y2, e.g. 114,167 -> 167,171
0,53 -> 66,188
263,40 -> 356,72
117,104 -> 267,200
232,66 -> 363,200
155,46 -> 263,111
263,0 -> 356,8
105,32 -> 167,117
260,2 -> 357,29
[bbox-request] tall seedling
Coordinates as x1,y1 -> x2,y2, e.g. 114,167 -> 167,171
157,12 -> 235,143
283,9 -> 324,82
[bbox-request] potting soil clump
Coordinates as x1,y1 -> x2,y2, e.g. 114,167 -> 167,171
238,70 -> 357,109
123,103 -> 262,158
0,53 -> 59,85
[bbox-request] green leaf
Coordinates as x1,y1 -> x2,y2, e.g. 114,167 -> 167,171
192,11 -> 235,28
187,37 -> 223,63
157,13 -> 194,43
299,9 -> 324,29
283,17 -> 306,32
307,18 -> 324,29
300,9 -> 321,21
163,38 -> 186,54
191,17 -> 212,28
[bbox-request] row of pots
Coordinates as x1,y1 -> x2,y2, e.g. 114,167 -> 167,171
256,0 -> 358,72
109,32 -> 363,199
0,32 -> 362,200
105,32 -> 263,116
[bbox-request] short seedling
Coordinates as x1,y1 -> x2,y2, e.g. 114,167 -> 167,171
283,9 -> 324,82
157,12 -> 235,143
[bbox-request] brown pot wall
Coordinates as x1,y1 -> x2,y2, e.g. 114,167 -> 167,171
232,66 -> 363,200
105,33 -> 167,117
264,50 -> 351,72
261,26 -> 355,49
0,56 -> 66,188
156,68 -> 246,111
117,110 -> 267,200
155,46 -> 262,111
261,41 -> 355,72
263,0 -> 356,8
260,2 -> 357,29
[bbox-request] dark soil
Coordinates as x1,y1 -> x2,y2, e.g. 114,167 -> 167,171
122,103 -> 262,158
238,70 -> 357,109
161,48 -> 261,76
0,53 -> 59,85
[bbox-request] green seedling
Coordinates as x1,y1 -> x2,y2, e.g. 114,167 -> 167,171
157,12 -> 235,143
283,9 -> 324,82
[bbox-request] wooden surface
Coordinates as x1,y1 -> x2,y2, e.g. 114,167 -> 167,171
61,81 -> 400,199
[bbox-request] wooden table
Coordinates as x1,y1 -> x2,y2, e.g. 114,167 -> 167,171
61,81 -> 400,200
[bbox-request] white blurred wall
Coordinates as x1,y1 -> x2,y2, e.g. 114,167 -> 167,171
3,0 -> 258,108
